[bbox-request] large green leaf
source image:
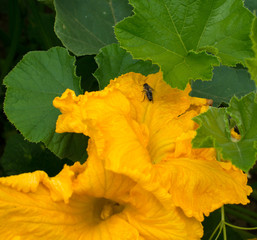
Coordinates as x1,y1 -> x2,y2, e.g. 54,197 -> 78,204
246,17 -> 257,85
1,134 -> 72,177
190,66 -> 256,107
94,43 -> 159,89
54,0 -> 132,56
192,93 -> 257,172
115,0 -> 253,89
4,47 -> 88,162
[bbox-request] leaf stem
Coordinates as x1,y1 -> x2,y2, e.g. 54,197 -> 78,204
225,222 -> 257,231
214,222 -> 223,240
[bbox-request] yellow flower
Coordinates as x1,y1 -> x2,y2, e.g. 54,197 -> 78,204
54,71 -> 252,222
0,140 -> 202,239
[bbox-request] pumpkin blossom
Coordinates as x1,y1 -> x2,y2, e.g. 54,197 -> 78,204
53,71 -> 252,222
0,71 -> 252,239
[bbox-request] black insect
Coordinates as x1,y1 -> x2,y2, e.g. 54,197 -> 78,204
142,83 -> 154,102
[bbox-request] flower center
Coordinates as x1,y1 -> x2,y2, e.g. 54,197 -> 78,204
96,199 -> 124,221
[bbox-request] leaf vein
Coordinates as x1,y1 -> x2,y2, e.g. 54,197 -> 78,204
162,0 -> 187,53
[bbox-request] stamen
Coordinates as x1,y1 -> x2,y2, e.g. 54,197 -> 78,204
100,202 -> 114,220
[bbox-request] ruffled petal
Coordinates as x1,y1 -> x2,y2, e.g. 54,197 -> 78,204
123,185 -> 203,240
73,140 -> 136,203
53,89 -> 87,134
0,171 -> 47,193
156,158 -> 252,221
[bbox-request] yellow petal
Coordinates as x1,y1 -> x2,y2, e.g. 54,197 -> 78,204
156,157 -> 252,221
0,162 -> 84,204
123,185 -> 203,240
53,89 -> 88,134
73,140 -> 136,203
0,171 -> 47,193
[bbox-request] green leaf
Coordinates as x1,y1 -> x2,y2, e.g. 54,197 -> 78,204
192,92 -> 257,172
246,17 -> 257,85
190,66 -> 256,107
115,0 -> 254,89
54,0 -> 132,56
94,43 -> 159,89
3,47 -> 88,162
1,134 -> 73,177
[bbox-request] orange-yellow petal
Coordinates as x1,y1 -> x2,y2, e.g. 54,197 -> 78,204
123,186 -> 203,240
155,158 -> 252,221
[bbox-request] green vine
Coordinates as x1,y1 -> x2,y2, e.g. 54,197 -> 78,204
209,206 -> 257,240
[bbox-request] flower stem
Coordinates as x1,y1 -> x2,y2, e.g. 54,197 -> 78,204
214,223 -> 223,240
208,221 -> 222,240
209,207 -> 227,240
221,206 -> 227,240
